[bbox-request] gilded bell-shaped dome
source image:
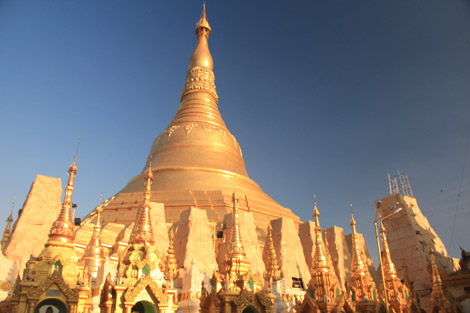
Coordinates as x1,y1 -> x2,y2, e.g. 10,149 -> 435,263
99,5 -> 299,229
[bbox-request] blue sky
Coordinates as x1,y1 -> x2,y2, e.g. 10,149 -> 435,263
0,1 -> 469,262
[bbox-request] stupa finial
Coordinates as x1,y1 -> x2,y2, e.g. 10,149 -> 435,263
48,160 -> 77,243
312,194 -> 320,227
189,3 -> 213,70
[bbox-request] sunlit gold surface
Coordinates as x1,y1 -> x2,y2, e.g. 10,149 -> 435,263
99,5 -> 299,230
379,225 -> 409,312
130,165 -> 155,244
83,206 -> 105,279
380,225 -> 397,278
119,165 -> 165,287
21,162 -> 80,288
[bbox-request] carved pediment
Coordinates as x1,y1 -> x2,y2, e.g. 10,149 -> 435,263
123,275 -> 169,304
26,271 -> 78,301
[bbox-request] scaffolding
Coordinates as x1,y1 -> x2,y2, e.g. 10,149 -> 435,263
387,171 -> 414,197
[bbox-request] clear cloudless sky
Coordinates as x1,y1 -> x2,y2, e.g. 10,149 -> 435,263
0,1 -> 469,263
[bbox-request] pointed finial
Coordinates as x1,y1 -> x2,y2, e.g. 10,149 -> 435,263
144,162 -> 154,206
312,194 -> 320,226
9,196 -> 15,221
196,2 -> 211,32
189,3 -> 213,70
350,212 -> 357,229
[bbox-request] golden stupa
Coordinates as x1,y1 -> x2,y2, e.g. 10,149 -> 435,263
98,5 -> 299,228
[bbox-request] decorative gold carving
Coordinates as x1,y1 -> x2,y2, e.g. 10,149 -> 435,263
123,275 -> 169,304
232,291 -> 274,313
0,280 -> 13,292
27,271 -> 78,300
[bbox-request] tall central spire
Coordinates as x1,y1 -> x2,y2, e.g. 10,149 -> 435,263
104,4 -> 299,233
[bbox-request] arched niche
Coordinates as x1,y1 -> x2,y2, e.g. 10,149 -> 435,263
131,301 -> 158,313
34,298 -> 67,313
242,306 -> 259,313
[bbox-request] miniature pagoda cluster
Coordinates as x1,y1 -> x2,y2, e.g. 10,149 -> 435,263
0,4 -> 466,313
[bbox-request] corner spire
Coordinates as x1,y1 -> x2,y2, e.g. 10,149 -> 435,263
48,160 -> 77,243
312,198 -> 328,269
350,213 -> 366,274
307,195 -> 341,304
130,164 -> 155,244
428,249 -> 454,310
349,212 -> 378,303
1,211 -> 14,252
380,225 -> 397,277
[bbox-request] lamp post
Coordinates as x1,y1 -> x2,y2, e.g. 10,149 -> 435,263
374,201 -> 403,313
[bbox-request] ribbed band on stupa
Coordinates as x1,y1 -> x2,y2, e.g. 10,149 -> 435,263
98,5 -> 299,229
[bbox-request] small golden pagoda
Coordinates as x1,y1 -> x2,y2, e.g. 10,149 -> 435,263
348,213 -> 379,313
223,193 -> 252,292
379,225 -> 410,313
200,192 -> 275,313
425,250 -> 461,313
296,196 -> 346,313
10,161 -> 92,313
102,165 -> 177,313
